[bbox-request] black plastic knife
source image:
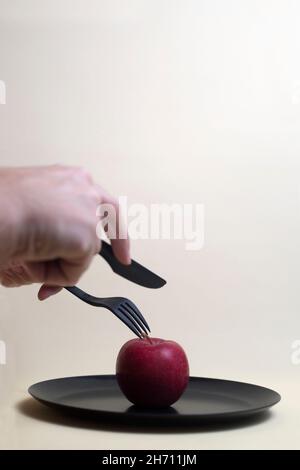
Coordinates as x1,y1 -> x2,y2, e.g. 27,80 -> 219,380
99,240 -> 166,289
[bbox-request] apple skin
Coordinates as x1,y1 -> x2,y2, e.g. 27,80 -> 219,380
116,337 -> 189,408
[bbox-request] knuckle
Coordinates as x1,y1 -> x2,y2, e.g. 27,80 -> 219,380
73,232 -> 94,257
110,194 -> 118,206
106,195 -> 119,212
0,271 -> 16,287
76,166 -> 93,183
93,185 -> 105,203
89,187 -> 101,203
66,272 -> 81,286
75,239 -> 90,257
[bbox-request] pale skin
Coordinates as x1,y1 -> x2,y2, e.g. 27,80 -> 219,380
0,165 -> 130,300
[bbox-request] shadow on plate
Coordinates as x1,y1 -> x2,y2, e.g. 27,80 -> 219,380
16,397 -> 274,434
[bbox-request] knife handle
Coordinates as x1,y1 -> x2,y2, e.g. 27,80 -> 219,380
99,240 -> 118,269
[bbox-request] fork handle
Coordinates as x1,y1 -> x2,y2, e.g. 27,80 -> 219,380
65,286 -> 105,307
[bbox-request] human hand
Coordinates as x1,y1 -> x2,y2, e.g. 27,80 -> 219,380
0,165 -> 130,300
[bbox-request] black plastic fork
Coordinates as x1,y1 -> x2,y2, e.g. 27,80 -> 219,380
65,286 -> 150,338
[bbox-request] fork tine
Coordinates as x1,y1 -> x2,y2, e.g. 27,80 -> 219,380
122,302 -> 150,334
120,304 -> 149,335
124,301 -> 151,333
118,305 -> 147,337
65,286 -> 147,338
114,307 -> 143,338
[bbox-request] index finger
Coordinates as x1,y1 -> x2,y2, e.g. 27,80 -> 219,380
96,187 -> 131,265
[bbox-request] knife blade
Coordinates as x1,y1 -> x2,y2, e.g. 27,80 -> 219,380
99,240 -> 166,289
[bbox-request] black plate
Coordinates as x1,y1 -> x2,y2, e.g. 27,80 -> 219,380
28,375 -> 281,426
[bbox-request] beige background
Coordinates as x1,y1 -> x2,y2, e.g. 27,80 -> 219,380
0,0 -> 300,449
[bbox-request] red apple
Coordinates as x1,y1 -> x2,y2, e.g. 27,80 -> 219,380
116,337 -> 189,408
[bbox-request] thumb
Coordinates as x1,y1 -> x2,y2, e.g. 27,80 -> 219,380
38,285 -> 63,300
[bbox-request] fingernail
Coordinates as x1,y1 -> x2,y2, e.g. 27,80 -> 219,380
121,254 -> 131,265
38,286 -> 60,301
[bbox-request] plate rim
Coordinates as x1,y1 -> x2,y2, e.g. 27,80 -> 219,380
28,374 -> 281,421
